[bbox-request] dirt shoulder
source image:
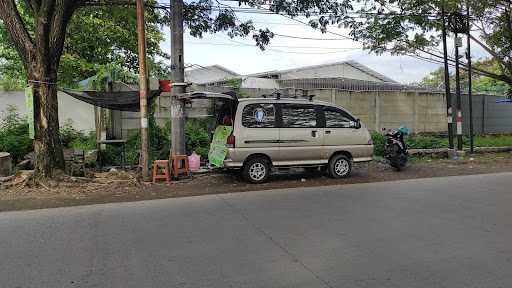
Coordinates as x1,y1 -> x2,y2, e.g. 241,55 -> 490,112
1,152 -> 512,212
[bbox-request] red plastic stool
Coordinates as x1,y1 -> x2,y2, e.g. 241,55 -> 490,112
170,154 -> 190,179
152,160 -> 171,184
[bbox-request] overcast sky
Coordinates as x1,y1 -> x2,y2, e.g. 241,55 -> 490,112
159,2 -> 490,84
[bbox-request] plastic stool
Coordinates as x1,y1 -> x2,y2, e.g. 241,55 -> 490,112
152,160 -> 171,184
171,154 -> 190,179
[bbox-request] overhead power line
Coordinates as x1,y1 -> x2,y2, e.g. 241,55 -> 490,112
186,41 -> 358,50
272,33 -> 351,41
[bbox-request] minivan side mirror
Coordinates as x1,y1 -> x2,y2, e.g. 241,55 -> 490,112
350,119 -> 362,129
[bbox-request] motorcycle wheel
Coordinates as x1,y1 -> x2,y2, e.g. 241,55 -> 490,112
388,145 -> 406,172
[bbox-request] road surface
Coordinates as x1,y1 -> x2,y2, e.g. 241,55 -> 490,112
1,173 -> 512,288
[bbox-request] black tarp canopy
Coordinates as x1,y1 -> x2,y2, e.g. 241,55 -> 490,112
62,90 -> 161,112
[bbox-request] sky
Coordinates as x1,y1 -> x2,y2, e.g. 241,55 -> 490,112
159,2 -> 490,84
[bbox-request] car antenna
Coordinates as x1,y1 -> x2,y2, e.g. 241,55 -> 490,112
276,92 -> 281,100
308,95 -> 315,101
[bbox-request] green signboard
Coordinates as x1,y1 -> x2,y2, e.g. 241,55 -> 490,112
208,125 -> 233,167
25,85 -> 35,139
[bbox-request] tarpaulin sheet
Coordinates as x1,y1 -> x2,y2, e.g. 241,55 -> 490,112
62,89 -> 160,112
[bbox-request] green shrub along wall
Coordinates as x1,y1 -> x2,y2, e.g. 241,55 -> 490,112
371,131 -> 512,156
2,105 -> 511,166
0,106 -> 32,163
101,117 -> 215,166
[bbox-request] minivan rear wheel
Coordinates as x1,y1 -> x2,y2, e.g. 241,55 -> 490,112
243,157 -> 270,184
328,155 -> 352,178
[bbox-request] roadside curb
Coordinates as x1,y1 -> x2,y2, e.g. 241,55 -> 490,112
409,146 -> 512,157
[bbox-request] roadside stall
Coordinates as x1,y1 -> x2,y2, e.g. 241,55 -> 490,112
178,91 -> 238,168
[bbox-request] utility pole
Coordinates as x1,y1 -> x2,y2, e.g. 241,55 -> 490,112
136,0 -> 150,180
441,2 -> 454,150
170,0 -> 186,156
466,1 -> 474,153
454,33 -> 464,151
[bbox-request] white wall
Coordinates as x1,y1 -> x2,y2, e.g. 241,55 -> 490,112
241,77 -> 280,89
0,91 -> 95,132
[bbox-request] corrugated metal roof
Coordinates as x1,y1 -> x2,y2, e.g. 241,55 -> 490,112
185,65 -> 240,84
246,60 -> 397,83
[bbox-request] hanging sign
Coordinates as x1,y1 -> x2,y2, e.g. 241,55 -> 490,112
25,85 -> 35,139
208,125 -> 233,167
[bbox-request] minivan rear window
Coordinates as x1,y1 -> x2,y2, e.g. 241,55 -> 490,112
242,104 -> 276,128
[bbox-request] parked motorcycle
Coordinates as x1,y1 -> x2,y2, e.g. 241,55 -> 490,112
384,128 -> 408,171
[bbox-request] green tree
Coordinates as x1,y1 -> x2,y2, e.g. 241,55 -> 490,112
343,0 -> 512,88
0,2 -> 168,89
418,58 -> 510,95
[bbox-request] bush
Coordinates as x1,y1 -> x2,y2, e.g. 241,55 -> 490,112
371,131 -> 385,156
404,134 -> 446,149
107,112 -> 171,166
59,120 -> 92,148
185,118 -> 215,158
372,132 -> 449,156
111,117 -> 215,166
0,106 -> 33,163
69,132 -> 96,150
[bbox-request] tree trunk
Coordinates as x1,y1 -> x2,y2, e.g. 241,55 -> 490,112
30,63 -> 65,177
0,0 -> 82,177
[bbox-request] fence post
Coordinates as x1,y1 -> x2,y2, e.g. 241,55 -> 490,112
375,91 -> 381,132
482,96 -> 486,134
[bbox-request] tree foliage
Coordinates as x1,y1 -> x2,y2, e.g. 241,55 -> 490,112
0,1 -> 168,89
418,58 -> 510,95
341,0 -> 512,86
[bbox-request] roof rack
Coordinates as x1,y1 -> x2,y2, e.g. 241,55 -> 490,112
258,92 -> 315,102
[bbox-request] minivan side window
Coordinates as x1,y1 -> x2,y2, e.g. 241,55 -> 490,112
324,107 -> 355,128
242,104 -> 276,128
281,104 -> 318,128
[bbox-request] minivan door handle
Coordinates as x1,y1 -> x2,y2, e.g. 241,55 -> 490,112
311,130 -> 318,137
325,130 -> 331,135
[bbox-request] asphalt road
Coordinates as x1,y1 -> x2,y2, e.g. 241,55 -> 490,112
2,173 -> 512,288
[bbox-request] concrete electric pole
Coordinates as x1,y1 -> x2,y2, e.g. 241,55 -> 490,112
454,33 -> 464,151
449,11 -> 467,152
466,1 -> 474,153
441,2 -> 455,150
136,0 -> 150,180
170,0 -> 186,156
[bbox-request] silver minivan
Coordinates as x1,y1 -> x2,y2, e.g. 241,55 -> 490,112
224,98 -> 374,183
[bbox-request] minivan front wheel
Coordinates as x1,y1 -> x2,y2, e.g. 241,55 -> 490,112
328,155 -> 352,178
243,157 -> 270,184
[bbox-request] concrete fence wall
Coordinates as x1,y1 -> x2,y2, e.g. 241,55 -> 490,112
238,88 -> 512,134
0,91 -> 95,132
276,89 -> 448,133
2,87 -> 510,137
120,88 -> 511,135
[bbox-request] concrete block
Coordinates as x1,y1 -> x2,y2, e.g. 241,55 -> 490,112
447,149 -> 466,160
0,152 -> 12,177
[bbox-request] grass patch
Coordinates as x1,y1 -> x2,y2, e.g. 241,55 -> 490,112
472,135 -> 512,147
372,131 -> 512,156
